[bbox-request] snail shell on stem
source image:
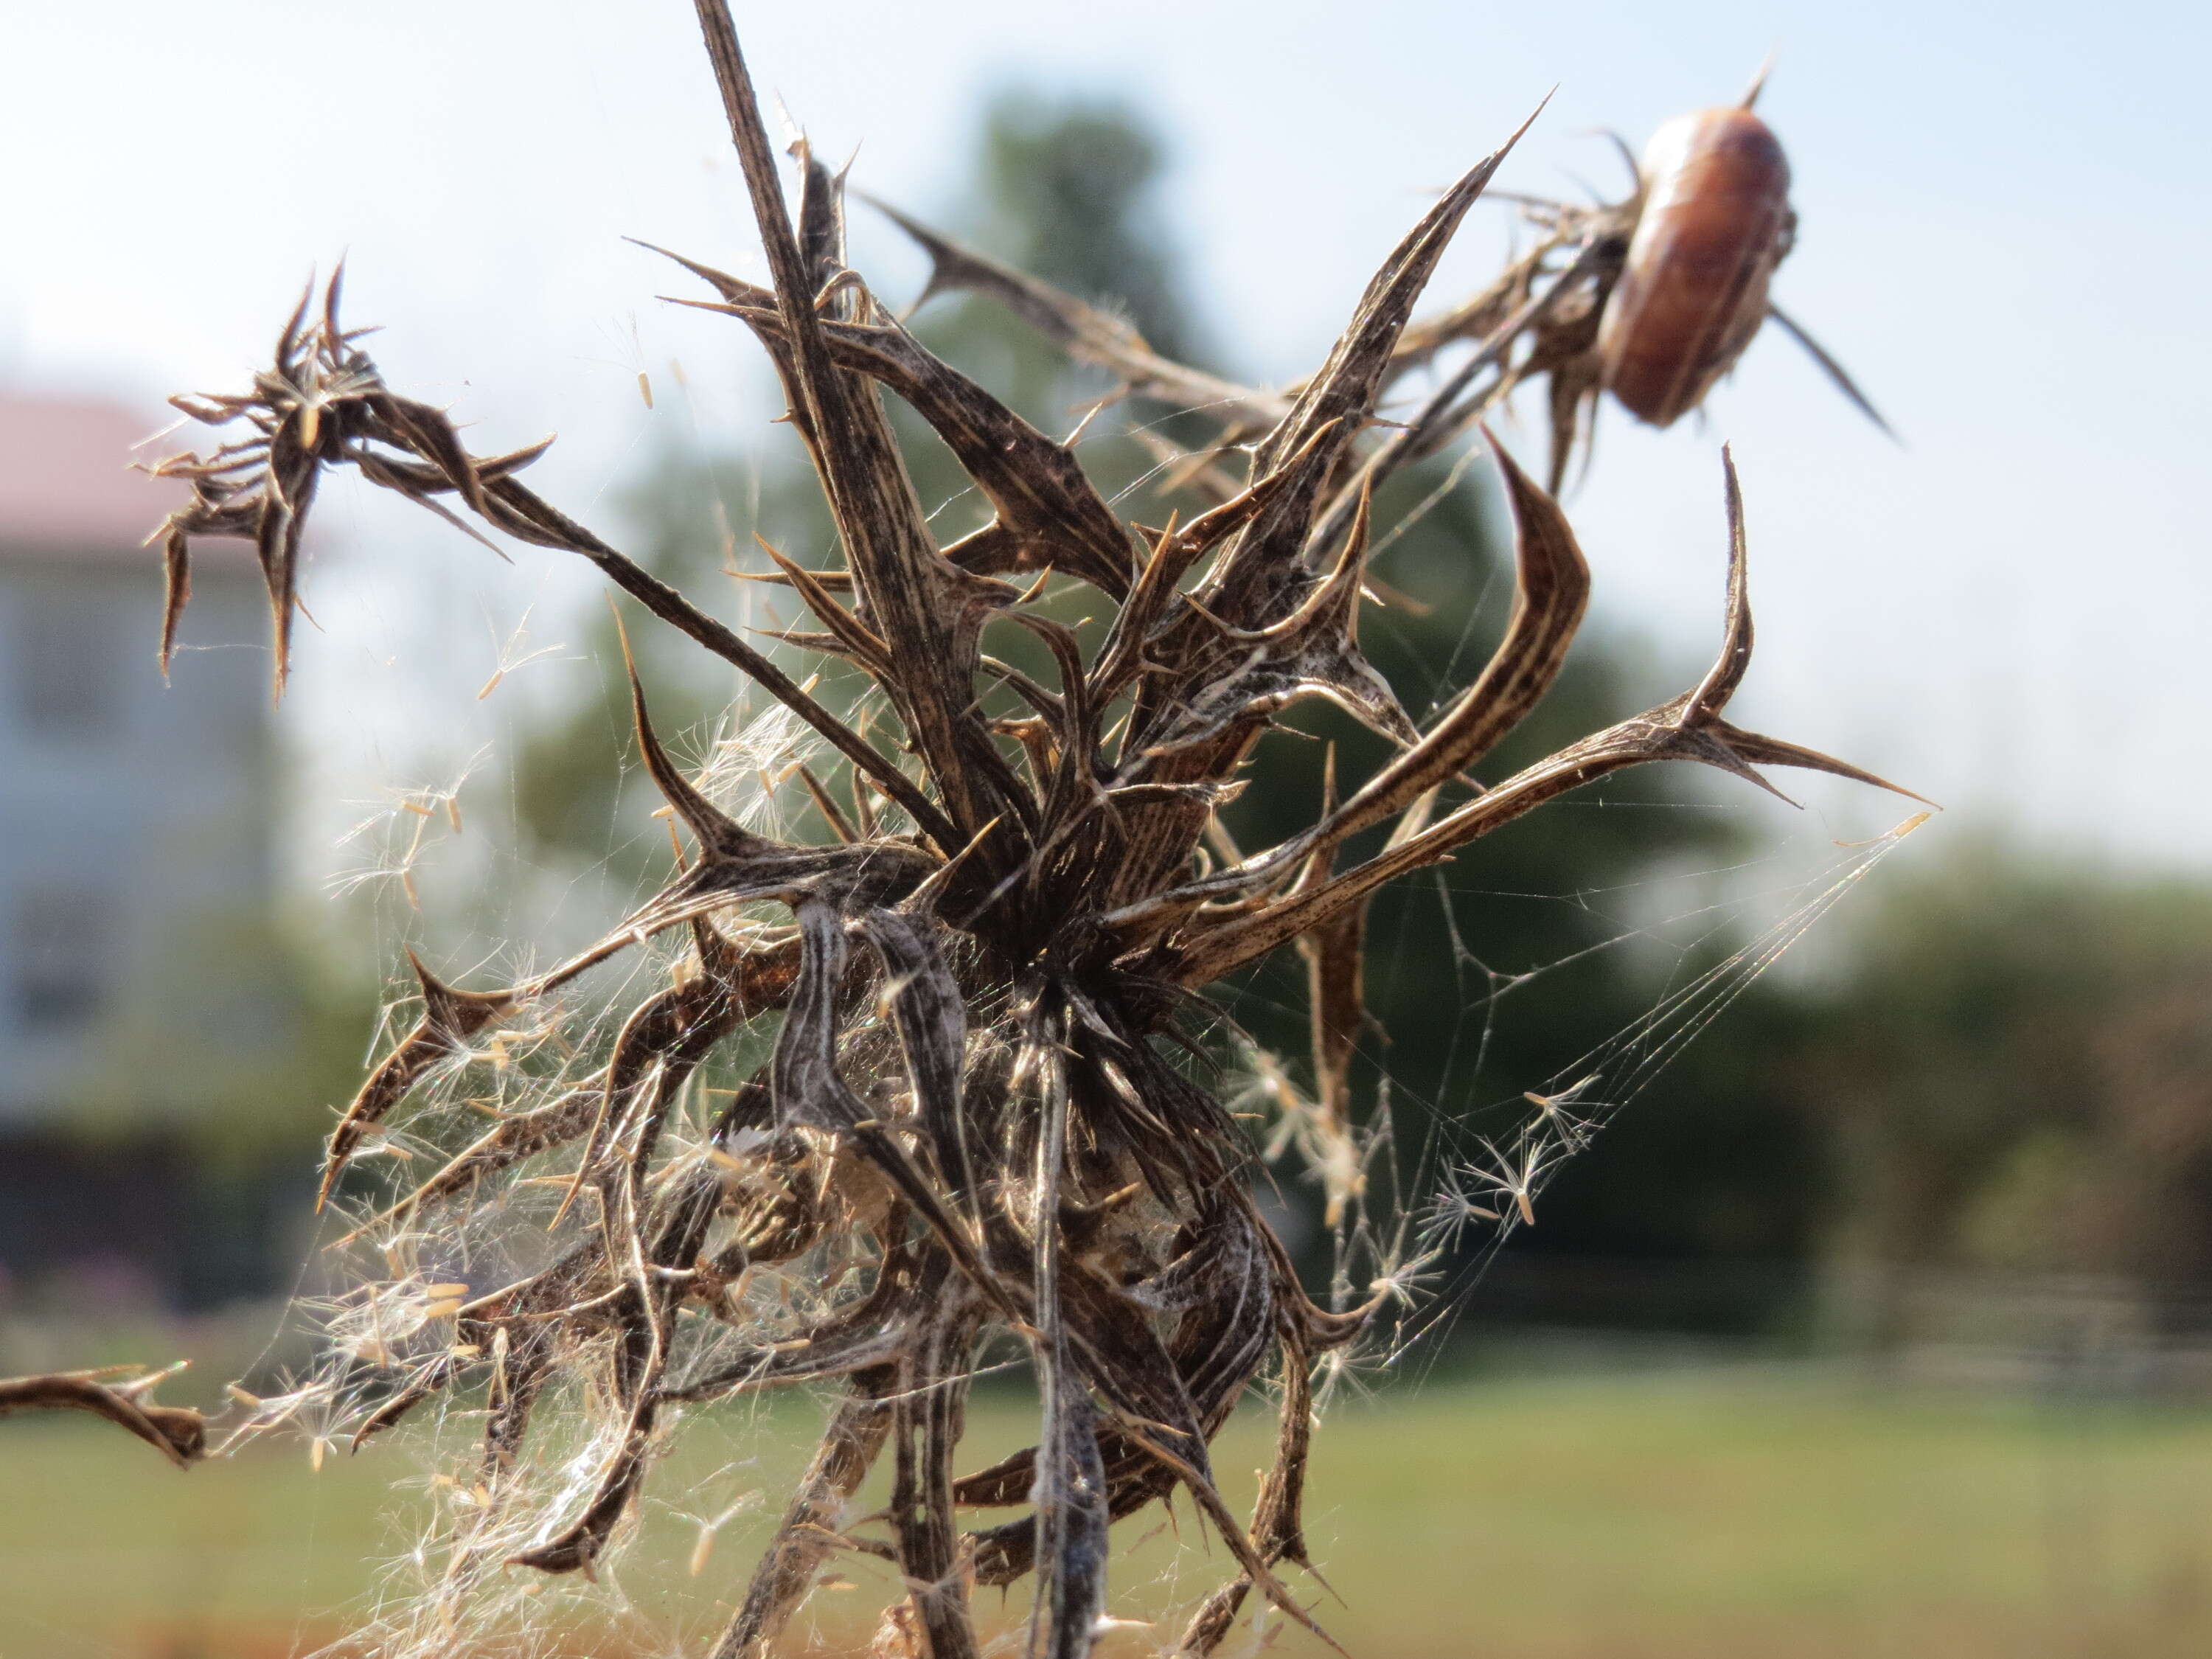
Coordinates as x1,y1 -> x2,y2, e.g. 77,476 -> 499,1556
1597,103 -> 1794,428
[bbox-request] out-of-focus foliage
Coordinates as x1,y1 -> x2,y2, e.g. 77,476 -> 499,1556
12,904 -> 376,1310
1796,838 -> 2212,1290
964,91 -> 1204,366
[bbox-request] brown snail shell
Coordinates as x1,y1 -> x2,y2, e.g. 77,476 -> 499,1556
1597,105 -> 1794,428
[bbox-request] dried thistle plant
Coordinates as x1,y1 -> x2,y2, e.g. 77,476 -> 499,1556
130,7 -> 1918,1656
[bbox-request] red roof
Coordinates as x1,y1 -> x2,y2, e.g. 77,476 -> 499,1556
0,394 -> 193,563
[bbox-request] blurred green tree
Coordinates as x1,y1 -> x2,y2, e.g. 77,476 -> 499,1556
1789,838 -> 2212,1339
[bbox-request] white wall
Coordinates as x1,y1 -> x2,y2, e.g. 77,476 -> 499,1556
0,555 -> 273,1123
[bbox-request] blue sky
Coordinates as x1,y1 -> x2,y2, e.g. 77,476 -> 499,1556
7,1 -> 2207,871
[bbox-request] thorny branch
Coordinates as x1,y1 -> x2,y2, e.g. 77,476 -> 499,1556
116,6 -> 1919,1655
0,1367 -> 208,1468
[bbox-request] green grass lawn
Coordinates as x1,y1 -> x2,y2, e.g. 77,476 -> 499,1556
5,1365 -> 2211,1658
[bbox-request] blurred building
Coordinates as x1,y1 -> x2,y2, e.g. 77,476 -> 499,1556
0,393 -> 281,1308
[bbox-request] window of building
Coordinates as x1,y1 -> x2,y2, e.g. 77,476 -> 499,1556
13,884 -> 114,1032
9,582 -> 125,740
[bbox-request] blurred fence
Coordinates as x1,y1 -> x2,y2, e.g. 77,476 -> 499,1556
1457,1254 -> 2212,1397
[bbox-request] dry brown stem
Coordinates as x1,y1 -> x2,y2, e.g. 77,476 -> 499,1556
0,1366 -> 208,1468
